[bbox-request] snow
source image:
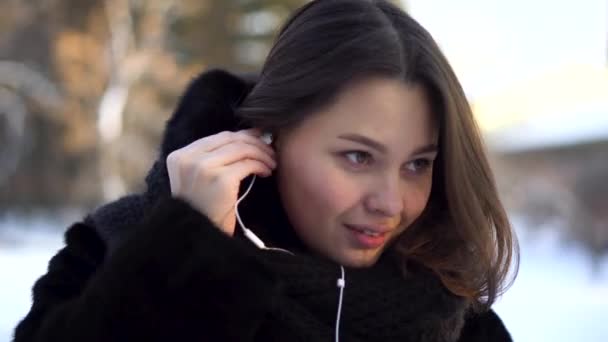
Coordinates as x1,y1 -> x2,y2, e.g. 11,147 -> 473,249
493,220 -> 608,341
0,222 -> 64,342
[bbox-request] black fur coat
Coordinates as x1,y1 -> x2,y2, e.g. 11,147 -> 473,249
13,69 -> 512,342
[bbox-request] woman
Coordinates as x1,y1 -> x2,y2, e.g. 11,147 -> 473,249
13,0 -> 518,341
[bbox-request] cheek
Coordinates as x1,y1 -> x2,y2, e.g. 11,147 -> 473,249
279,148 -> 361,229
405,178 -> 433,222
298,159 -> 359,219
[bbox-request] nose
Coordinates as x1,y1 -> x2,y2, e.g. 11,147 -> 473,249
365,178 -> 404,218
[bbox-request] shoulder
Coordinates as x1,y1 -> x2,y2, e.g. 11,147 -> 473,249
85,193 -> 149,256
458,308 -> 512,342
34,218 -> 108,285
13,220 -> 106,340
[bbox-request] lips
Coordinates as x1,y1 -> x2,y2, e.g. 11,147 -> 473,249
345,224 -> 393,234
344,224 -> 390,248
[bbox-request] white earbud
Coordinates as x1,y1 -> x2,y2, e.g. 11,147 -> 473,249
261,132 -> 273,145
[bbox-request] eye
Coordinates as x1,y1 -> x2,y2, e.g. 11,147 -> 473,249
342,150 -> 373,166
405,158 -> 433,173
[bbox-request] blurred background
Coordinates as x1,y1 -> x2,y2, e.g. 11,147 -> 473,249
0,0 -> 606,341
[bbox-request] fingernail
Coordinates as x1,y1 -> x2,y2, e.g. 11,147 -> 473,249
242,128 -> 260,135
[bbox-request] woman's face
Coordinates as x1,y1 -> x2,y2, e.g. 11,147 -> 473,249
274,77 -> 438,267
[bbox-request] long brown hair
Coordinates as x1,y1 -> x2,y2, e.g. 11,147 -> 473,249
236,0 -> 518,311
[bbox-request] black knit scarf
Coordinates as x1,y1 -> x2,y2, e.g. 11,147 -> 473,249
255,249 -> 467,341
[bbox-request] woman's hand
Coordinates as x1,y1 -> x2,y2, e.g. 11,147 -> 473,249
166,128 -> 276,236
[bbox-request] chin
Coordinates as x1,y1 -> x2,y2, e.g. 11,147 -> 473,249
337,249 -> 383,268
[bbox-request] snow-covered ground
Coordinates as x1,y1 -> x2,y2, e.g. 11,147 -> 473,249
1,216 -> 607,342
493,221 -> 608,341
0,216 -> 67,342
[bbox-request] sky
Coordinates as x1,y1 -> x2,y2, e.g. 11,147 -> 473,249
404,0 -> 608,149
404,0 -> 607,98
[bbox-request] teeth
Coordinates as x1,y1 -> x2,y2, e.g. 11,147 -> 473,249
347,225 -> 383,237
362,229 -> 380,237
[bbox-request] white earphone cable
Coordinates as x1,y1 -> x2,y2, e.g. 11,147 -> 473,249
336,265 -> 346,342
235,174 -> 293,254
235,156 -> 345,341
235,174 -> 258,242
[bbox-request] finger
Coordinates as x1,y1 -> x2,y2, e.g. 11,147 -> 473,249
184,129 -> 275,158
166,151 -> 182,195
227,129 -> 275,156
199,142 -> 277,171
241,127 -> 262,136
221,158 -> 273,184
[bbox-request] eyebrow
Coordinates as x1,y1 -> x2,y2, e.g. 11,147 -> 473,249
337,133 -> 438,156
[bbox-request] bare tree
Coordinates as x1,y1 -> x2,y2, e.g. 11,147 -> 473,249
0,61 -> 62,184
97,0 -> 176,200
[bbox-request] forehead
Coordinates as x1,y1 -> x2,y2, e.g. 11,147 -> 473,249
296,77 -> 438,144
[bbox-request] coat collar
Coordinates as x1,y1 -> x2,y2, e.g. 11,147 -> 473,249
92,68 -> 266,253
144,68 -> 260,204
145,68 -> 309,253
160,68 -> 259,159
